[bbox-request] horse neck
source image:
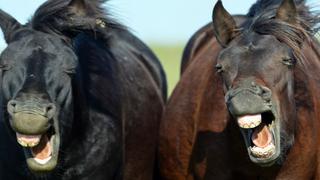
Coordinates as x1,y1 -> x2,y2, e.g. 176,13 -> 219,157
275,40 -> 320,178
299,39 -> 320,101
294,39 -> 320,131
72,70 -> 89,124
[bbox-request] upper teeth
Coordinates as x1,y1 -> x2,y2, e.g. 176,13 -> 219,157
237,114 -> 262,129
17,139 -> 39,147
16,133 -> 41,147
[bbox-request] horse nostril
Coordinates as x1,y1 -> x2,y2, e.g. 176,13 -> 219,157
45,103 -> 56,119
215,64 -> 224,73
261,86 -> 272,101
7,100 -> 18,115
251,82 -> 257,88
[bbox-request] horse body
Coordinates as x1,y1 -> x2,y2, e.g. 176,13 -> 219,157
0,0 -> 166,179
159,0 -> 320,179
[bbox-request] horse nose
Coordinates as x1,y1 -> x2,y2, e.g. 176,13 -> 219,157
260,86 -> 272,101
251,82 -> 272,101
226,81 -> 273,116
7,100 -> 56,118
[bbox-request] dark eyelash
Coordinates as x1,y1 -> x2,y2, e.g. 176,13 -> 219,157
282,58 -> 296,66
0,64 -> 12,71
64,69 -> 76,75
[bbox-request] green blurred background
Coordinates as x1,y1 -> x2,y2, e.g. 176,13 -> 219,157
150,44 -> 184,94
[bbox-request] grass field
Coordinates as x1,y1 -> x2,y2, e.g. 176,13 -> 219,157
150,44 -> 185,95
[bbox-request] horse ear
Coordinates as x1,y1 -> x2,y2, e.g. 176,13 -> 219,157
0,9 -> 22,43
276,0 -> 297,24
212,0 -> 238,47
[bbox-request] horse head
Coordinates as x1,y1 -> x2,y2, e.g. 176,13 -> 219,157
0,0 -> 98,174
212,0 -> 302,166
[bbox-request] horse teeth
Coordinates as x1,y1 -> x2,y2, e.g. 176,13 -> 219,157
240,122 -> 261,129
28,142 -> 39,147
17,140 -> 39,147
18,139 -> 28,147
250,144 -> 276,158
16,133 -> 41,147
34,156 -> 52,165
238,114 -> 262,129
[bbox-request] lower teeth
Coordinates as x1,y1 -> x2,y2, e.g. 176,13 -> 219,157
34,156 -> 52,165
250,144 -> 275,158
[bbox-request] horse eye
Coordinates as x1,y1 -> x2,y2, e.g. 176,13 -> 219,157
0,64 -> 11,71
215,64 -> 224,73
282,58 -> 295,66
64,69 -> 76,75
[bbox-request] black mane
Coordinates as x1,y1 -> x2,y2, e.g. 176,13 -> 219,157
243,0 -> 320,64
248,0 -> 320,31
30,0 -> 125,39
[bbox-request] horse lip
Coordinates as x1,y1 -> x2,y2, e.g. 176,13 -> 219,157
10,112 -> 50,135
225,87 -> 271,102
226,93 -> 273,118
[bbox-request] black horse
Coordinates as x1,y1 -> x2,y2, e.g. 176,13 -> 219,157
0,0 -> 166,179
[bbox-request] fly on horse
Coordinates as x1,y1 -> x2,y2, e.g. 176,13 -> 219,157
0,0 -> 166,179
159,0 -> 320,179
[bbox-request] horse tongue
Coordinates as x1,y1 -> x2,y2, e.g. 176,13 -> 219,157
31,135 -> 52,160
252,123 -> 272,148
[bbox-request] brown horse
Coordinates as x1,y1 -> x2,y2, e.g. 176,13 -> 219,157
159,0 -> 320,179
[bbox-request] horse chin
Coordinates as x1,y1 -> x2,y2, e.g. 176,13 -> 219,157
15,119 -> 60,174
236,110 -> 281,167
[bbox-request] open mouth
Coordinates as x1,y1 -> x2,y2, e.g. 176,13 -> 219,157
237,111 -> 280,165
15,124 -> 60,172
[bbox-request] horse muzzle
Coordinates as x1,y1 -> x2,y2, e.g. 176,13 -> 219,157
7,99 -> 56,135
6,99 -> 60,173
225,83 -> 281,166
225,83 -> 272,117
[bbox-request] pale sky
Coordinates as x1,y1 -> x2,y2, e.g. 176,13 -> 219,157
0,0 -> 318,47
